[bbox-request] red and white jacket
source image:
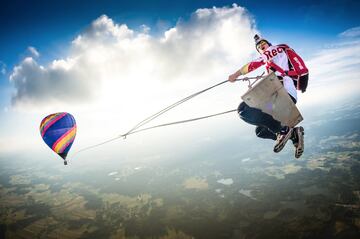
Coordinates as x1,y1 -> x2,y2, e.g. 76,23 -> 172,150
240,45 -> 298,100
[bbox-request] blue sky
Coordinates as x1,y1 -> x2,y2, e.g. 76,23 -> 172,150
0,0 -> 359,162
1,0 -> 359,67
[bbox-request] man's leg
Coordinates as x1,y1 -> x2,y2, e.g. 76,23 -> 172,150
238,102 -> 282,134
287,94 -> 305,158
238,102 -> 293,152
292,126 -> 304,158
255,126 -> 277,140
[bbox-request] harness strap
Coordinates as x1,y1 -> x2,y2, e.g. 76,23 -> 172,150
267,62 -> 298,78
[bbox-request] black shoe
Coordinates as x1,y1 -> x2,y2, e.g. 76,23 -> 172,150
274,127 -> 293,153
292,126 -> 304,158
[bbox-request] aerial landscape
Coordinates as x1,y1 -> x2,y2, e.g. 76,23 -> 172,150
1,99 -> 360,238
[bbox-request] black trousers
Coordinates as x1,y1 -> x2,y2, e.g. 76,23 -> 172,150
238,95 -> 296,141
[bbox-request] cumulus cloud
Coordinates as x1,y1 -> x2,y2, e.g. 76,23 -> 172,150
9,56 -> 100,107
9,4 -> 257,109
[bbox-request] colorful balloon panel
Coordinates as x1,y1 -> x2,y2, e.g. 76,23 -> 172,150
40,112 -> 76,160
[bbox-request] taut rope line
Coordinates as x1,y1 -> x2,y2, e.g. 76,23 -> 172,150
72,75 -> 264,156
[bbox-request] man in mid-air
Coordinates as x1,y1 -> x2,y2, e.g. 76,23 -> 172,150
228,35 -> 305,158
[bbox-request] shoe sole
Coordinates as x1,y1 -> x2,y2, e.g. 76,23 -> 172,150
273,129 -> 293,153
295,126 -> 304,158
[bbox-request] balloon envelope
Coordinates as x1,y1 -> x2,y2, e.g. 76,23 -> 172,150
40,112 -> 77,160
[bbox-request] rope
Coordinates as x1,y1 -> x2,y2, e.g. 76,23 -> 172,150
238,72 -> 265,88
124,109 -> 237,136
73,109 -> 237,155
122,79 -> 230,137
123,74 -> 264,137
71,74 -> 265,157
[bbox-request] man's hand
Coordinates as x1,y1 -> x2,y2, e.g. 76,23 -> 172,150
228,72 -> 241,82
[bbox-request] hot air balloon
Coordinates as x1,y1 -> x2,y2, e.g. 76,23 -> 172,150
40,112 -> 76,165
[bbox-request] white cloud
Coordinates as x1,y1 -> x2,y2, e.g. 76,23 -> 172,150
27,46 -> 40,58
140,24 -> 150,34
9,56 -> 99,107
299,37 -> 360,107
4,4 -> 258,157
339,26 -> 360,38
9,5 -> 257,110
0,61 -> 6,75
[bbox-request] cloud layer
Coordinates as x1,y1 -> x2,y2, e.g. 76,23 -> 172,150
9,4 -> 257,109
0,61 -> 6,75
301,31 -> 360,106
10,57 -> 99,106
3,7 -> 360,159
339,26 -> 360,38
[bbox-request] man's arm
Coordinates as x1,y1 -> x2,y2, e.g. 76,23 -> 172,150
228,58 -> 265,82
